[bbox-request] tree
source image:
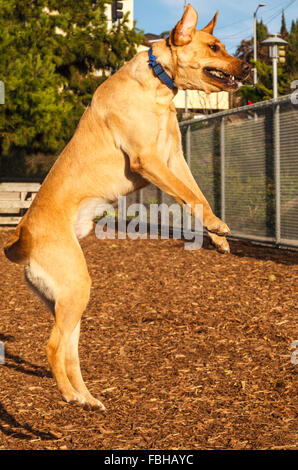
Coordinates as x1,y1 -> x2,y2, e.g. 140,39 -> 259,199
280,10 -> 288,37
235,15 -> 297,104
285,19 -> 298,81
240,61 -> 288,103
235,20 -> 269,65
0,0 -> 144,177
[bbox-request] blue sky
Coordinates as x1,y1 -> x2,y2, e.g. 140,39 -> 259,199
134,0 -> 298,54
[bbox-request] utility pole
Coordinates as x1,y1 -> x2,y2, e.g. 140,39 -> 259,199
253,3 -> 266,86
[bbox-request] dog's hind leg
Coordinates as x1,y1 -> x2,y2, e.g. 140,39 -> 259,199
65,320 -> 105,409
47,292 -> 89,405
47,273 -> 104,408
32,240 -> 105,408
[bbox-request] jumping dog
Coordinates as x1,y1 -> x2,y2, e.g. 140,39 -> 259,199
4,5 -> 250,409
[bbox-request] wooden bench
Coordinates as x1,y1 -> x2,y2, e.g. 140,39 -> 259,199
0,182 -> 41,225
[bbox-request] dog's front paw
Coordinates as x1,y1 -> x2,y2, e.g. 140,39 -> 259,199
208,232 -> 230,254
205,215 -> 230,236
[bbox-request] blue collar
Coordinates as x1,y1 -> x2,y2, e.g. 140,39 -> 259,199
148,47 -> 177,91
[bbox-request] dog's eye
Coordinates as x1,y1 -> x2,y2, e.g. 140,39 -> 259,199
209,44 -> 220,52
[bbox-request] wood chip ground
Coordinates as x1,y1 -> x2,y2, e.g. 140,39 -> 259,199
0,230 -> 297,450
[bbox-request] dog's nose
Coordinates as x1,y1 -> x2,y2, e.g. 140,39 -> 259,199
241,62 -> 251,75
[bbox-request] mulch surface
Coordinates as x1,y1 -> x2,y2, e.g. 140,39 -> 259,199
0,229 -> 297,450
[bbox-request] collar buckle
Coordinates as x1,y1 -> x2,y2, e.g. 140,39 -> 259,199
148,47 -> 177,91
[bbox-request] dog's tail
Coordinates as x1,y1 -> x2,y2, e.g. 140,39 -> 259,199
3,224 -> 31,265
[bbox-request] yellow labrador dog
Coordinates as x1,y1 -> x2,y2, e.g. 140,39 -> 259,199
4,5 -> 250,409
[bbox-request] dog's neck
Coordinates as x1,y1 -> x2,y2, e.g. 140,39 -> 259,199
148,44 -> 177,92
125,40 -> 178,108
145,40 -> 178,106
151,40 -> 177,88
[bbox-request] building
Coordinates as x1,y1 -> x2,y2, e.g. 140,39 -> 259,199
106,0 -> 134,29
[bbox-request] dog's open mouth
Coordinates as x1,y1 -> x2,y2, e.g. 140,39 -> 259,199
204,67 -> 242,88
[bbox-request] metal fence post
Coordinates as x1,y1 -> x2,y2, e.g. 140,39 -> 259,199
220,117 -> 226,222
186,124 -> 191,168
157,187 -> 163,205
138,188 -> 143,206
274,103 -> 281,244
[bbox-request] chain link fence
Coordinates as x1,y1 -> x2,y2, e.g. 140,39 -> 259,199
137,95 -> 298,248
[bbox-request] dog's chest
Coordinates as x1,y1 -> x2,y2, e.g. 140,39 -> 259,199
74,198 -> 105,239
156,113 -> 177,165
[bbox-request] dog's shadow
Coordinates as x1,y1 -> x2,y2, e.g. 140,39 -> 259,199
0,333 -> 51,378
0,402 -> 55,441
3,351 -> 52,379
0,333 -> 55,442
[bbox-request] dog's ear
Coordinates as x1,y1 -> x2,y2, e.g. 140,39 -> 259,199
172,4 -> 198,46
201,11 -> 219,35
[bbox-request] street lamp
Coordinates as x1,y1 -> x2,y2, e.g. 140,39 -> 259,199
253,3 -> 266,86
261,33 -> 288,98
261,33 -> 288,245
